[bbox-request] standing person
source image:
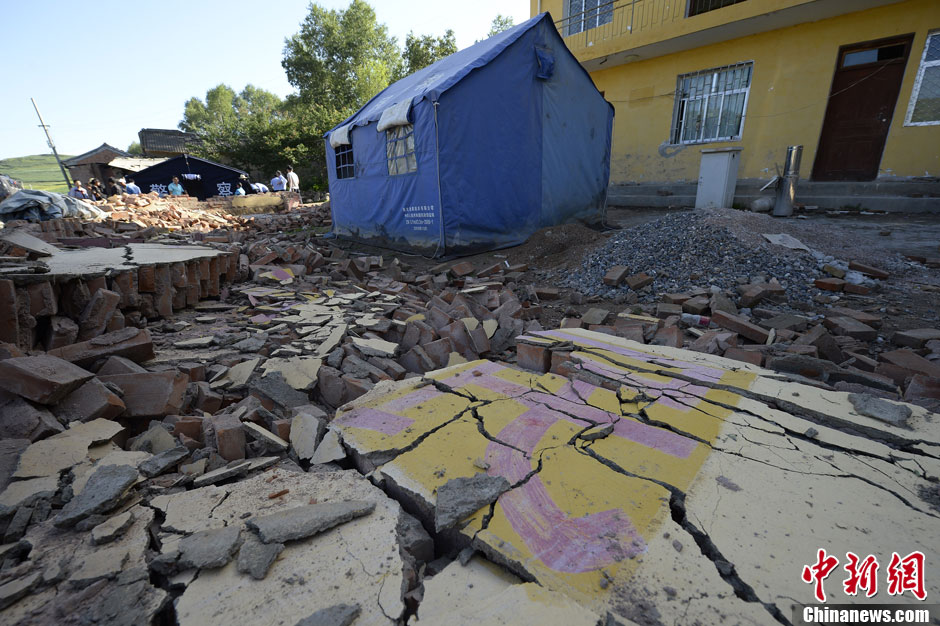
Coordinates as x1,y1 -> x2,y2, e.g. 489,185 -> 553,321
286,165 -> 300,192
106,177 -> 125,196
68,180 -> 89,199
168,176 -> 185,196
125,178 -> 141,195
270,170 -> 286,191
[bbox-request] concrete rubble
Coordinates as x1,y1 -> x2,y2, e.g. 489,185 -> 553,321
0,203 -> 938,625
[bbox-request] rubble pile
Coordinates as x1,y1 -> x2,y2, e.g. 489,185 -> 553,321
0,202 -> 938,624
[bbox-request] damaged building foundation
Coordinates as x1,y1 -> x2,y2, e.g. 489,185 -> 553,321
0,197 -> 938,626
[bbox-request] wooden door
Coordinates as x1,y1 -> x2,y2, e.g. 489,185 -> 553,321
812,34 -> 914,181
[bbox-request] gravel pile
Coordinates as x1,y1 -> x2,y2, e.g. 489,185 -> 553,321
550,211 -> 824,304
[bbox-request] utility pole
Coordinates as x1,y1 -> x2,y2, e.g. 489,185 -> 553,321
30,98 -> 72,189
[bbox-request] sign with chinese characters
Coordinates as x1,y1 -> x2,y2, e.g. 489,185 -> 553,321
150,184 -> 167,196
802,549 -> 927,602
217,182 -> 232,196
402,204 -> 434,232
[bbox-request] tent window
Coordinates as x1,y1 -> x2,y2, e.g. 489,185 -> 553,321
386,124 -> 417,176
335,144 -> 355,180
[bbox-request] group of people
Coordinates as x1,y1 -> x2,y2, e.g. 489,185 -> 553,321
68,176 -> 140,200
233,166 -> 301,196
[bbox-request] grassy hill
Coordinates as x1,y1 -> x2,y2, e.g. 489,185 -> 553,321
0,154 -> 73,194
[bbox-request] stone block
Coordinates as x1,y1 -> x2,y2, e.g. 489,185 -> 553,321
0,279 -> 18,344
711,311 -> 769,344
48,328 -> 155,369
98,371 -> 188,417
603,266 -> 630,287
44,315 -> 79,350
814,278 -> 845,292
77,289 -> 121,341
0,355 -> 94,404
516,341 -> 551,373
625,273 -> 653,290
53,378 -> 125,422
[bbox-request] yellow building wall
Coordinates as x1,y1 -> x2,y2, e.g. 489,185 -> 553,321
542,0 -> 940,183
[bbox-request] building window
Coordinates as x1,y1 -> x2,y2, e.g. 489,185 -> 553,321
906,31 -> 940,126
386,124 -> 417,176
565,0 -> 613,36
687,0 -> 749,18
335,144 -> 354,180
670,62 -> 753,144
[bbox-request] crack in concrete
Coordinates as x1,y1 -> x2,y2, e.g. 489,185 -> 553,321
578,445 -> 789,625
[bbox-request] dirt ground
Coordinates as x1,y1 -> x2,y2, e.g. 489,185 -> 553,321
329,206 -> 940,339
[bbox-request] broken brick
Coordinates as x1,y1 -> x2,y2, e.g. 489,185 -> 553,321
711,311 -> 769,344
49,328 -> 155,369
0,355 -> 94,405
98,370 -> 188,417
814,278 -> 845,292
625,273 -> 653,291
516,341 -> 551,373
603,266 -> 630,287
53,378 -> 125,422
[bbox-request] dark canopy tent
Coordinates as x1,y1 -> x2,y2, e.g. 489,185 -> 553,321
324,12 -> 613,257
130,155 -> 247,200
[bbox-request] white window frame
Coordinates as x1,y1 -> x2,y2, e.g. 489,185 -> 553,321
386,123 -> 417,176
904,30 -> 940,127
564,0 -> 614,36
670,62 -> 753,145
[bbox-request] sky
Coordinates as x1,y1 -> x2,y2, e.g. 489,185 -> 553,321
0,0 -> 531,160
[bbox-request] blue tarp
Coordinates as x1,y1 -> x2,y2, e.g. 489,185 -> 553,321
325,12 -> 613,257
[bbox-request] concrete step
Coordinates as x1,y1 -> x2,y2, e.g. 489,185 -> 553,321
608,181 -> 940,213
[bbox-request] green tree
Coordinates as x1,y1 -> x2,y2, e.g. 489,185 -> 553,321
282,0 -> 401,109
178,84 -> 288,178
488,14 -> 515,37
126,141 -> 144,156
398,29 -> 457,78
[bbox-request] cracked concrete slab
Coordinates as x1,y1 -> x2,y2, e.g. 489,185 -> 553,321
171,467 -> 405,626
330,331 -> 940,623
411,556 -> 604,625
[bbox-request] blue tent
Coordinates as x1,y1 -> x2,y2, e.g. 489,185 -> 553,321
324,12 -> 613,257
131,155 -> 247,200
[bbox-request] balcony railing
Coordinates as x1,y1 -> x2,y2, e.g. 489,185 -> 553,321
555,0 -> 749,51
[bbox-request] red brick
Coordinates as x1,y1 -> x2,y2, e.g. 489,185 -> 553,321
560,318 -> 582,329
822,316 -> 877,341
49,328 -> 155,369
399,345 -> 436,374
603,266 -> 630,287
793,325 -> 845,364
192,381 -> 223,414
880,349 -> 940,379
450,261 -> 474,277
625,273 -> 654,290
477,263 -> 503,278
27,282 -> 57,317
651,326 -> 683,348
814,278 -> 845,292
830,307 -> 882,329
843,283 -> 872,295
655,303 -> 682,319
848,261 -> 889,280
154,266 -> 174,318
0,355 -> 94,404
534,287 -> 560,300
98,371 -> 188,417
0,280 -> 19,345
317,365 -> 347,408
663,293 -> 691,305
207,414 -> 245,461
77,288 -> 121,341
441,320 -> 476,359
423,337 -> 454,369
723,347 -> 763,367
516,342 -> 551,373
44,316 -> 79,350
53,378 -> 125,422
344,376 -> 373,401
682,296 -> 710,315
711,310 -> 770,344
272,418 -> 292,442
892,328 -> 940,349
904,375 -> 940,406
111,271 -> 139,308
170,416 -> 205,441
786,344 -> 818,357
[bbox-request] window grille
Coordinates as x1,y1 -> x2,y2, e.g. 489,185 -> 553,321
906,31 -> 940,126
565,0 -> 613,36
670,62 -> 753,144
687,0 -> 749,18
